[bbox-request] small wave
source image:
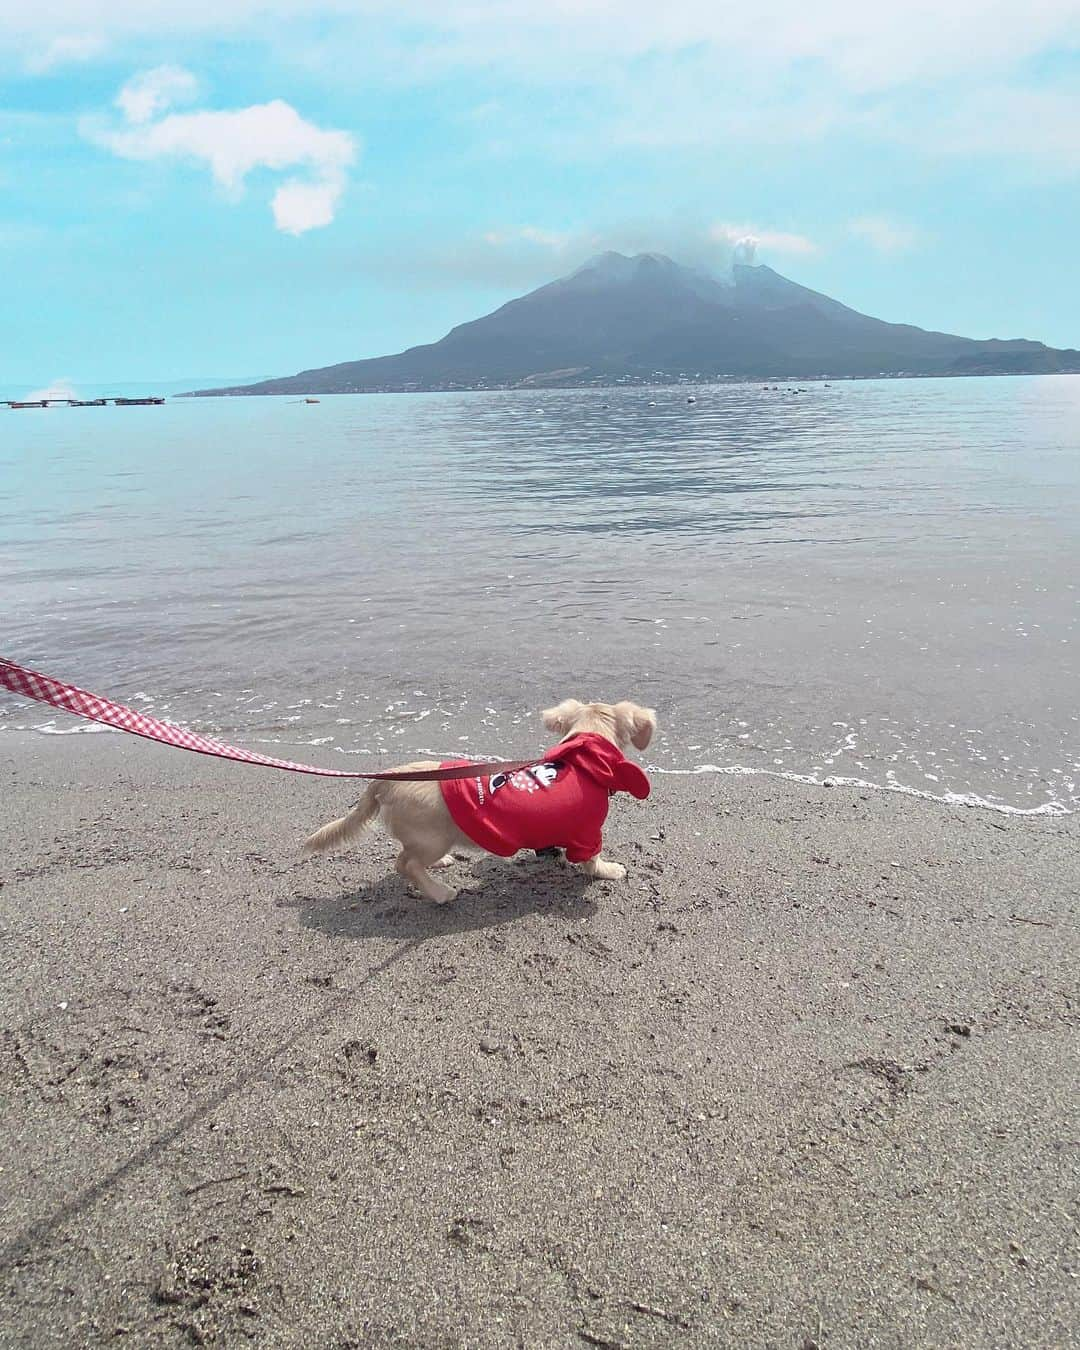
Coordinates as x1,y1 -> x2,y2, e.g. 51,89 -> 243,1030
32,720 -> 118,736
656,763 -> 1072,817
6,716 -> 1072,817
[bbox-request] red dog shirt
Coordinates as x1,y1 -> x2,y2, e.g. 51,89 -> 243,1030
439,732 -> 650,862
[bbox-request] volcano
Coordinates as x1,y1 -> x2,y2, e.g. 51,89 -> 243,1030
189,251 -> 1080,394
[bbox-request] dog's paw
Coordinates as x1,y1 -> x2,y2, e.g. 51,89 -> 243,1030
585,859 -> 626,881
431,854 -> 456,870
428,882 -> 457,905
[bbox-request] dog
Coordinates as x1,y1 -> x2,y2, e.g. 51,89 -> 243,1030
302,698 -> 657,903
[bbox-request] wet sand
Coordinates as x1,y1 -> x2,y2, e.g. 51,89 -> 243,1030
1,731 -> 1077,1347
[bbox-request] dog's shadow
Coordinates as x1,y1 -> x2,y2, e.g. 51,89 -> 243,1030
287,854 -> 598,943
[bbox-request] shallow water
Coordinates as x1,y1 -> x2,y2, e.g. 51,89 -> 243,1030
3,376 -> 1078,812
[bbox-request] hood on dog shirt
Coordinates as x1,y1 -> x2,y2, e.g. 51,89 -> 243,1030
439,731 -> 650,863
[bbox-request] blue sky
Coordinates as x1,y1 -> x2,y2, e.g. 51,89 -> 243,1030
3,1 -> 1080,387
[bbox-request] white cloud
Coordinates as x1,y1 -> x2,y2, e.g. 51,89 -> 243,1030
462,225 -> 599,283
380,217 -> 820,289
483,220 -> 818,264
922,86 -> 1080,174
710,224 -> 819,259
271,176 -> 345,234
87,81 -> 358,234
24,33 -> 107,74
431,0 -> 1080,93
11,3 -> 1080,173
116,66 -> 201,125
848,215 -> 922,255
24,377 -> 79,401
6,1 -> 1079,92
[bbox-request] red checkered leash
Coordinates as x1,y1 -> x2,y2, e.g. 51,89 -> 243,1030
0,657 -> 538,783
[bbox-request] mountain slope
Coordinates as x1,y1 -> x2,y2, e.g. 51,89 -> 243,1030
189,252 -> 1080,394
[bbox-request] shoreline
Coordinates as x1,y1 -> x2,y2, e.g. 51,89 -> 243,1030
2,732 -> 1077,1345
180,371 -> 1080,397
4,721 -> 1073,819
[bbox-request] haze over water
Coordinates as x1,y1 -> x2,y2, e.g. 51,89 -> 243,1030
3,375 -> 1078,813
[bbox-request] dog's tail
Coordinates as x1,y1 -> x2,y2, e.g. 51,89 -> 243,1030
301,783 -> 381,857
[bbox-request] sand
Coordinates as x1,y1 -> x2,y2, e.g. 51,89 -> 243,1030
1,731 -> 1077,1348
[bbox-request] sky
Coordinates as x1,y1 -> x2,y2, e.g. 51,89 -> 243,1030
3,1 -> 1080,386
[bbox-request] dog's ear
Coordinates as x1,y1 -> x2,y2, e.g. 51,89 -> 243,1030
542,698 -> 584,736
614,701 -> 657,750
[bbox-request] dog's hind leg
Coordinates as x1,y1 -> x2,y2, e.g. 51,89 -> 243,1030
377,773 -> 469,902
395,849 -> 456,904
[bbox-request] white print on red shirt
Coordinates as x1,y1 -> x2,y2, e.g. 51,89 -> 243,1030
488,761 -> 562,797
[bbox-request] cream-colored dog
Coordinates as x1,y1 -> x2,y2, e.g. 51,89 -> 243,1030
302,698 -> 656,903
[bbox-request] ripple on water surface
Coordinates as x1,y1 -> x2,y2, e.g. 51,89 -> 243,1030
3,377 -> 1078,813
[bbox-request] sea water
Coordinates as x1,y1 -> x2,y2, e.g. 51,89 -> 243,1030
2,376 -> 1078,813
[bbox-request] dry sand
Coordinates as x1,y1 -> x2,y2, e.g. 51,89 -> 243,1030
1,731 -> 1077,1348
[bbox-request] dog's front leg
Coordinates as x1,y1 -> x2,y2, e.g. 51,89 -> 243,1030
577,854 -> 626,881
